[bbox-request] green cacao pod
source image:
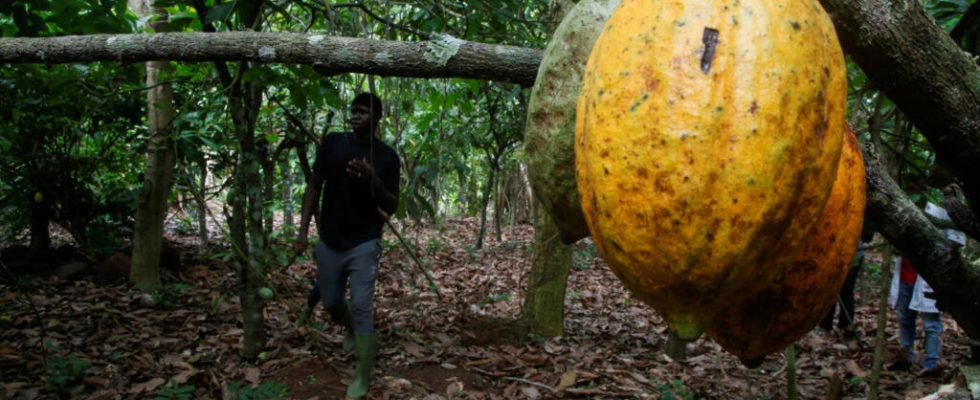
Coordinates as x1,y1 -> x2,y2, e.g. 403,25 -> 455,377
525,0 -> 620,244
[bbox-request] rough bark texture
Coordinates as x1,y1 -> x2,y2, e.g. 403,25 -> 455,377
862,143 -> 980,341
0,32 -> 543,87
130,0 -> 176,289
522,198 -> 573,337
818,0 -> 980,219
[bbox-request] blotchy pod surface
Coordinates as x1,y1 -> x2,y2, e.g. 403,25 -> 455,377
708,128 -> 866,365
576,0 -> 847,339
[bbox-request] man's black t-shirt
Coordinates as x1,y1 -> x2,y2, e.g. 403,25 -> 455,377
313,132 -> 400,251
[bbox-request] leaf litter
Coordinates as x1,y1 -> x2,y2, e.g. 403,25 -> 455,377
0,217 -> 972,399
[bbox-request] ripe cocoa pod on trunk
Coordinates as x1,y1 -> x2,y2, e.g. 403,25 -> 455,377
576,0 -> 847,340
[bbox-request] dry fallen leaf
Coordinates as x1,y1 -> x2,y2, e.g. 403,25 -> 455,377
244,367 -> 261,384
555,370 -> 577,392
129,377 -> 166,394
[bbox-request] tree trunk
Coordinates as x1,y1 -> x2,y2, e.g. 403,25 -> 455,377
522,198 -> 573,337
28,192 -> 51,256
280,157 -> 294,235
197,154 -> 208,244
494,169 -> 503,243
230,78 -> 267,360
862,143 -> 980,342
476,163 -> 496,249
260,139 -> 275,233
129,0 -> 176,289
818,0 -> 980,219
0,32 -> 542,87
868,247 -> 893,400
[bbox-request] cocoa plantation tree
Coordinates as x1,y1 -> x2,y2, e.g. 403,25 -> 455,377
129,0 -> 177,289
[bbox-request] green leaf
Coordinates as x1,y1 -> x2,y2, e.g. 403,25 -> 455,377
205,1 -> 236,25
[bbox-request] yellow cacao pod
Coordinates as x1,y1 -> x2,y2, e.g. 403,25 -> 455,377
708,127 -> 866,366
576,0 -> 846,340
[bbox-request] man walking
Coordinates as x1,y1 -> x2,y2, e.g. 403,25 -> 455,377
295,92 -> 400,398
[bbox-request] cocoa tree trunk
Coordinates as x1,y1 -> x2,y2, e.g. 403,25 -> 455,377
129,0 -> 176,289
522,198 -> 573,337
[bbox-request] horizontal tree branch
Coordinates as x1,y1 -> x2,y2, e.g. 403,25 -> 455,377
818,0 -> 980,220
862,142 -> 980,341
0,32 -> 543,87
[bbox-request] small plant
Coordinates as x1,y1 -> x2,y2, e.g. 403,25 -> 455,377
462,244 -> 478,260
574,243 -> 597,271
655,379 -> 694,400
225,380 -> 288,400
526,332 -> 546,343
426,237 -> 445,254
478,292 -> 511,306
149,283 -> 191,308
155,380 -> 195,400
44,341 -> 91,394
569,290 -> 584,301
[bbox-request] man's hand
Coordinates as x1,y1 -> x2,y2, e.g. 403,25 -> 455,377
293,235 -> 309,260
347,158 -> 378,185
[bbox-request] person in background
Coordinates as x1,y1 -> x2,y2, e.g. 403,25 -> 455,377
888,202 -> 966,376
294,92 -> 400,399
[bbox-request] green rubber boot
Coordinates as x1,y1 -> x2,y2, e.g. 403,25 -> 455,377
346,333 -> 377,399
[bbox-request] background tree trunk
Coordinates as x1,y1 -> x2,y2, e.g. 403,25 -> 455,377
197,154 -> 208,244
129,0 -> 176,289
522,198 -> 573,337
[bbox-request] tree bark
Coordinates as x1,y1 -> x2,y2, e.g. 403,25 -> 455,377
197,154 -> 208,244
862,143 -> 980,341
0,32 -> 542,87
818,0 -> 980,219
476,164 -> 496,249
130,0 -> 176,289
522,198 -> 573,337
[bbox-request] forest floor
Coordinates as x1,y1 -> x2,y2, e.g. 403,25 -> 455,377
0,217 -> 974,399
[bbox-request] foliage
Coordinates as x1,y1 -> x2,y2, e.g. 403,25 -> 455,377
225,380 -> 288,400
43,340 -> 91,394
155,380 -> 195,400
655,379 -> 695,400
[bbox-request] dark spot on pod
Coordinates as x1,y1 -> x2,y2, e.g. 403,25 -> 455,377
749,100 -> 759,114
701,27 -> 720,74
604,167 -> 610,175
636,167 -> 649,179
789,20 -> 801,30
